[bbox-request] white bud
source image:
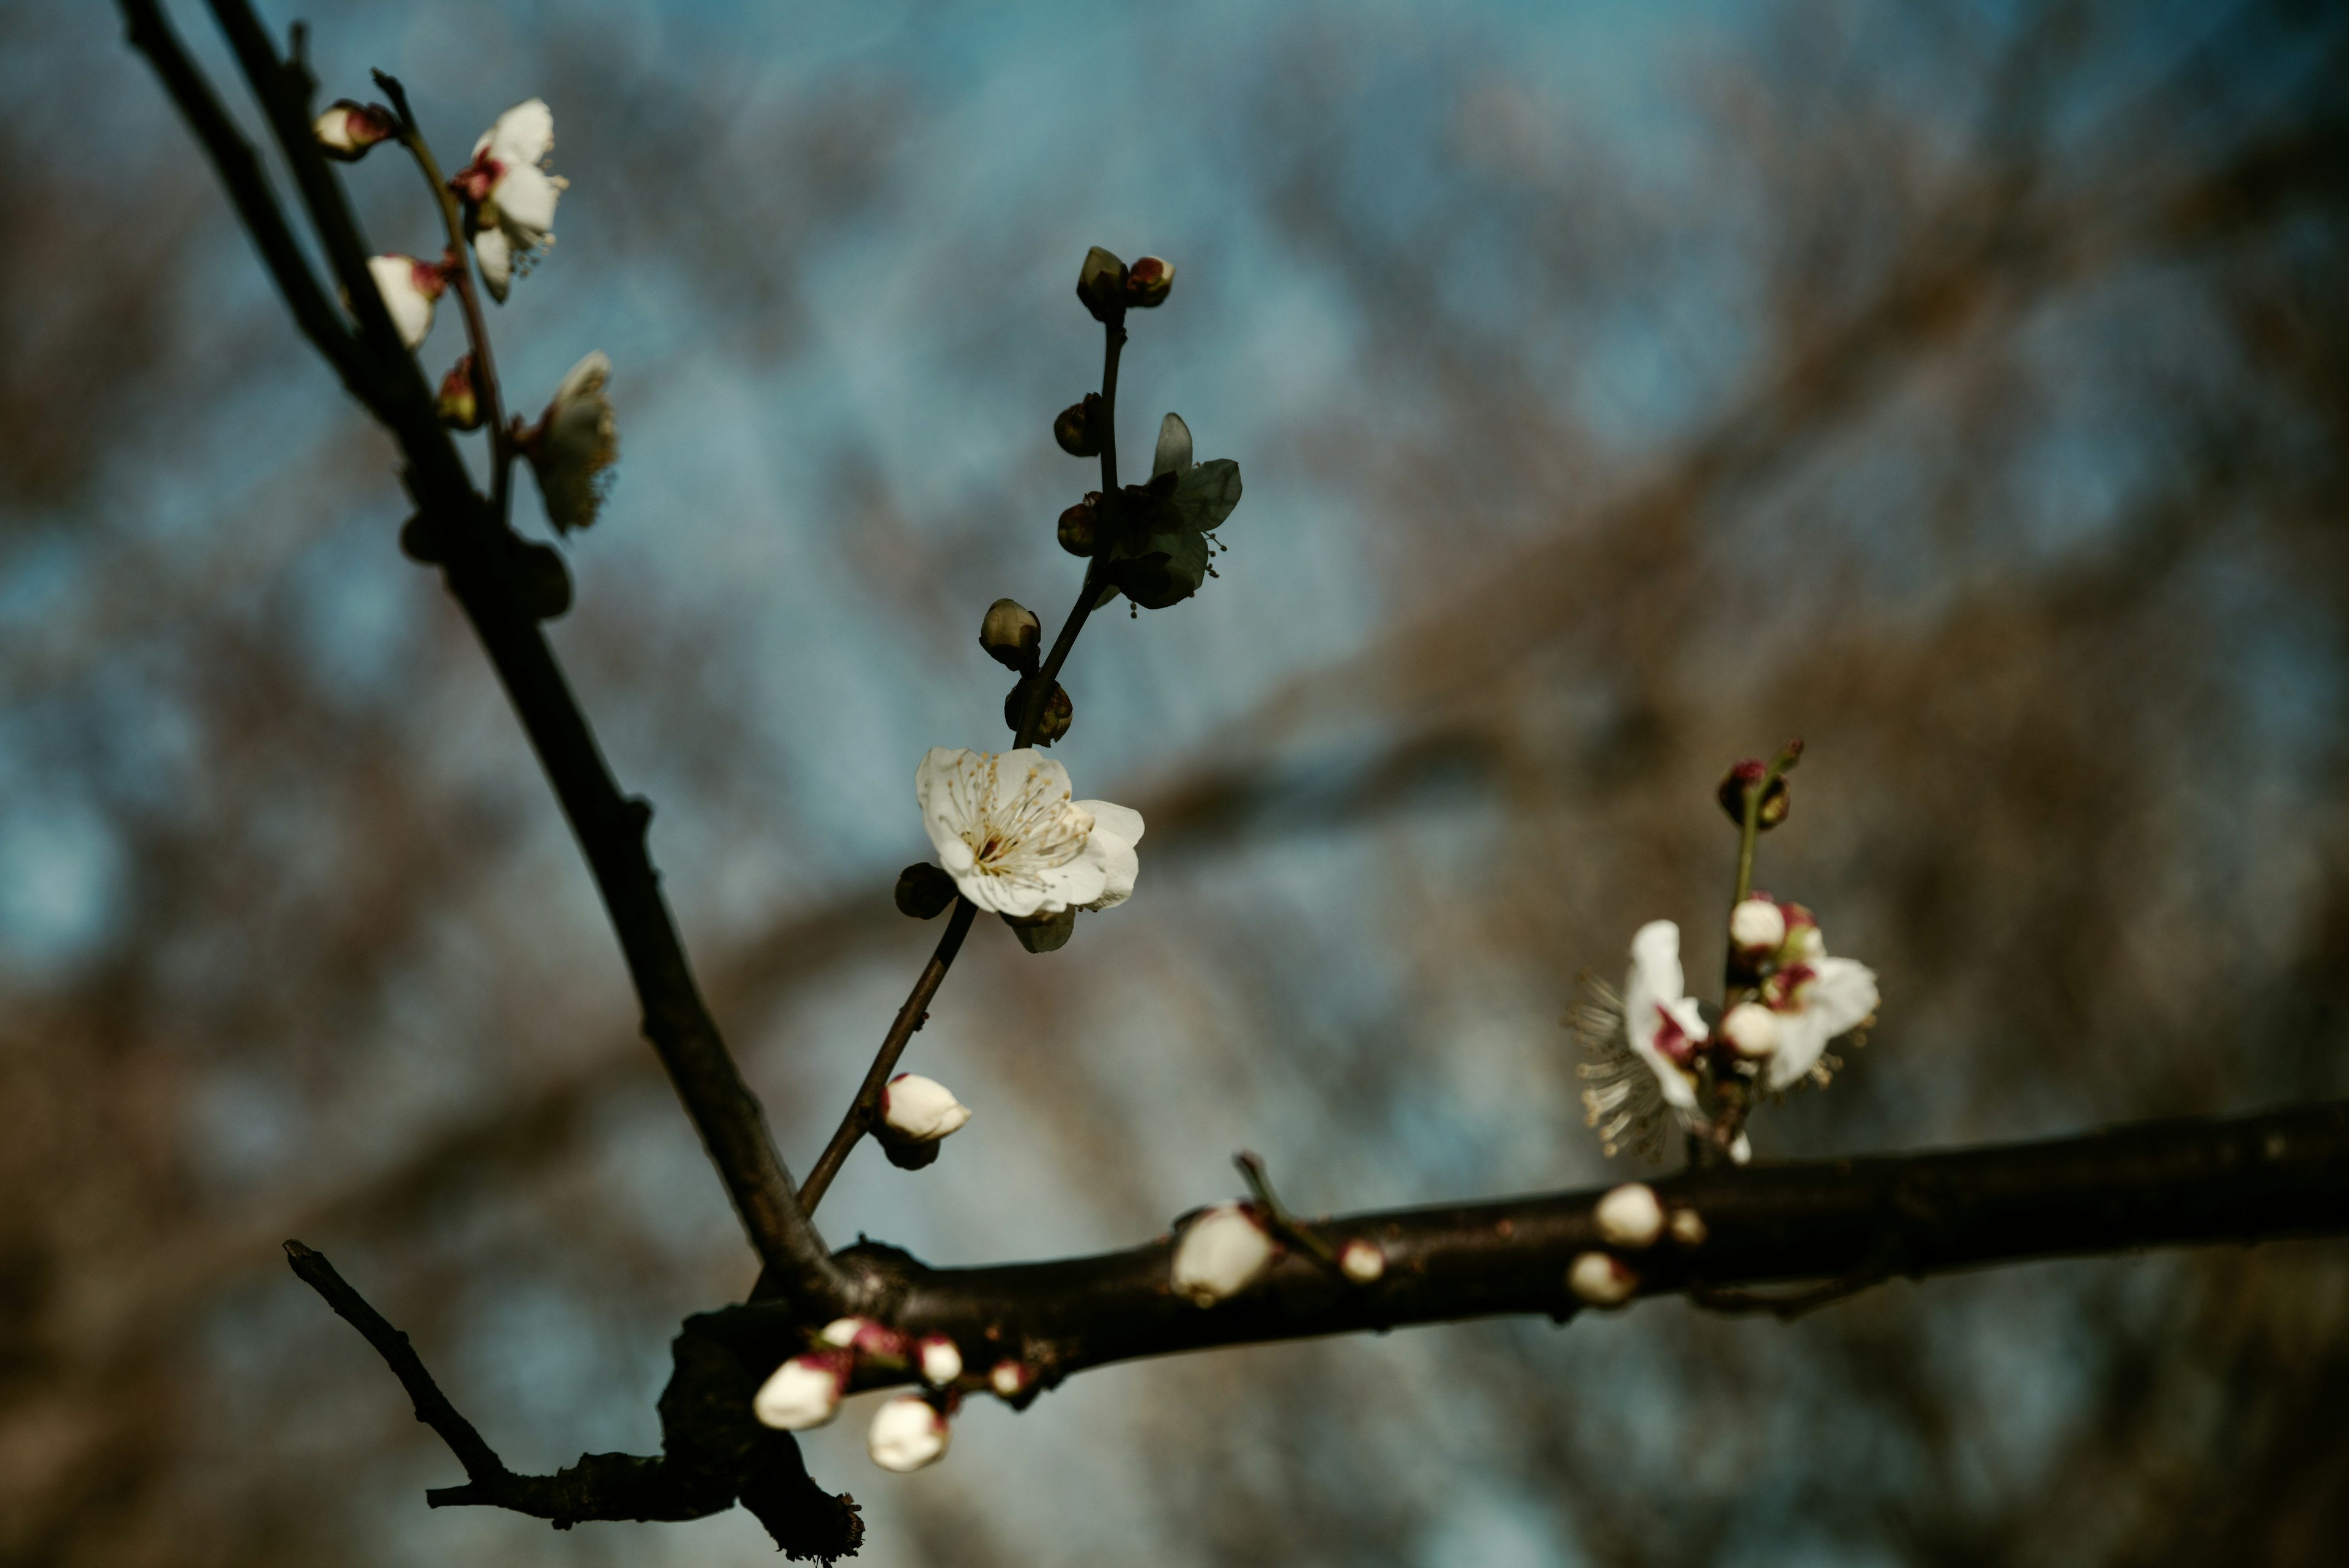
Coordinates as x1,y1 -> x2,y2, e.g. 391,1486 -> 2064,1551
1729,898 -> 1787,953
1729,1133 -> 1753,1165
1593,1183 -> 1665,1249
1339,1239 -> 1386,1283
1567,1251 -> 1639,1307
1669,1208 -> 1708,1246
752,1351 -> 849,1430
866,1394 -> 951,1473
988,1359 -> 1035,1399
818,1317 -> 863,1347
1720,1001 -> 1781,1059
881,1073 -> 973,1142
917,1334 -> 963,1386
1170,1201 -> 1275,1306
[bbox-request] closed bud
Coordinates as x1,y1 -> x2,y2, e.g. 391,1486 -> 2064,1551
436,356 -> 481,430
1567,1251 -> 1639,1308
979,598 -> 1041,670
819,1315 -> 911,1366
867,1394 -> 951,1473
1719,1000 -> 1779,1060
1123,256 -> 1174,308
1716,759 -> 1789,830
752,1350 -> 852,1430
1339,1239 -> 1386,1283
895,862 -> 959,920
1006,678 -> 1072,745
1729,897 -> 1787,955
881,1073 -> 973,1144
1170,1201 -> 1276,1306
1593,1183 -> 1665,1249
916,1334 -> 963,1387
1076,246 -> 1127,319
314,99 -> 395,160
988,1359 -> 1037,1400
1669,1207 -> 1709,1247
1057,494 -> 1102,556
1053,394 -> 1102,457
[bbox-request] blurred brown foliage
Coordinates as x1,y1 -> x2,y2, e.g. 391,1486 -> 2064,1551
4,0 -> 2347,1564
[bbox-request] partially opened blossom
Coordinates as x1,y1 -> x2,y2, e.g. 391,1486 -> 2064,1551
1170,1201 -> 1276,1306
752,1350 -> 851,1431
450,98 -> 564,301
867,1395 -> 951,1473
517,351 -> 617,535
1759,920 -> 1879,1091
881,1074 -> 971,1143
313,100 -> 393,161
916,748 -> 1141,919
1575,920 -> 1707,1157
364,255 -> 446,350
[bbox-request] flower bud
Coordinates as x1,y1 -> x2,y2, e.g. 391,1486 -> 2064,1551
1005,678 -> 1072,745
363,254 -> 448,351
881,1073 -> 973,1145
1076,246 -> 1128,320
916,1334 -> 963,1386
895,862 -> 958,920
314,100 -> 395,161
1716,759 -> 1790,831
1123,256 -> 1174,308
1719,1001 -> 1780,1060
1171,1201 -> 1275,1306
979,597 -> 1042,669
1593,1183 -> 1665,1249
1339,1239 -> 1386,1283
988,1359 -> 1036,1400
1669,1208 -> 1708,1247
752,1350 -> 851,1430
1057,494 -> 1102,556
1053,394 -> 1102,457
1567,1251 -> 1638,1307
1729,897 -> 1786,955
819,1316 -> 910,1365
867,1394 -> 951,1473
435,356 -> 482,430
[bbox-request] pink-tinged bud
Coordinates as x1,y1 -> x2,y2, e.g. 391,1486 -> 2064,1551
363,255 -> 447,351
1076,246 -> 1127,320
1729,897 -> 1786,955
1716,759 -> 1791,830
1719,1001 -> 1780,1060
1567,1251 -> 1638,1307
1339,1239 -> 1386,1283
436,356 -> 481,430
1053,394 -> 1102,457
752,1350 -> 852,1430
988,1359 -> 1036,1399
1669,1208 -> 1708,1246
1058,494 -> 1101,557
979,598 -> 1041,669
867,1394 -> 951,1473
916,1334 -> 963,1386
881,1074 -> 972,1143
1171,1201 -> 1275,1306
1123,256 -> 1174,308
1593,1183 -> 1665,1249
314,100 -> 395,160
818,1316 -> 910,1365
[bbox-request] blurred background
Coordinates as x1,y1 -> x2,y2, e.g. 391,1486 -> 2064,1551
5,0 -> 2348,1562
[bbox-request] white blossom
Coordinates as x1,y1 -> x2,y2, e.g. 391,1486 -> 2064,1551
752,1351 -> 850,1430
1575,920 -> 1706,1157
881,1073 -> 972,1143
364,254 -> 445,351
916,1334 -> 962,1386
1170,1201 -> 1275,1306
451,98 -> 563,302
1339,1239 -> 1386,1283
1756,907 -> 1879,1091
1568,1251 -> 1638,1307
916,748 -> 1141,919
867,1394 -> 951,1473
1594,1183 -> 1665,1249
1718,1000 -> 1781,1060
519,351 -> 617,535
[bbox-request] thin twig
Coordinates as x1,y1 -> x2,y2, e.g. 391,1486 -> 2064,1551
1234,1151 -> 1343,1269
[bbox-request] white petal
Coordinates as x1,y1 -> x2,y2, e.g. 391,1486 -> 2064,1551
986,748 -> 1074,819
1079,825 -> 1138,911
472,226 -> 513,303
1764,1011 -> 1833,1091
1074,799 -> 1143,847
482,97 -> 552,168
1151,411 -> 1193,478
1804,956 -> 1879,1038
1625,920 -> 1686,1014
494,162 -> 559,245
365,255 -> 435,349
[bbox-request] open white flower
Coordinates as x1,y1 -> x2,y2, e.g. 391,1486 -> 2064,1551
519,351 -> 617,535
867,1394 -> 951,1473
1170,1201 -> 1276,1306
364,254 -> 446,350
916,748 -> 1140,919
450,98 -> 563,302
881,1074 -> 972,1143
1759,921 -> 1879,1091
1575,920 -> 1707,1157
